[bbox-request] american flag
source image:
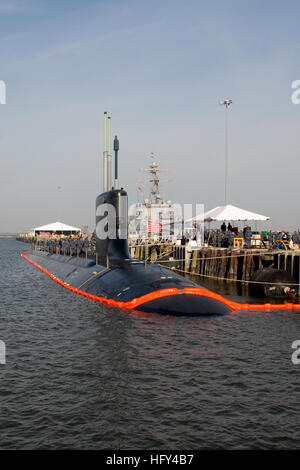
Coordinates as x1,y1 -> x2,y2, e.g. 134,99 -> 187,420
148,220 -> 162,234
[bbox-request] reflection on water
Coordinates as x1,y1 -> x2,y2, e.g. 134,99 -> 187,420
188,273 -> 298,305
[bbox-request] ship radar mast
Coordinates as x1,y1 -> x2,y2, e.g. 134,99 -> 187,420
138,153 -> 172,205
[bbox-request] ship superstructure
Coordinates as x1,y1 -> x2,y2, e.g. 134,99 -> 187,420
129,154 -> 178,242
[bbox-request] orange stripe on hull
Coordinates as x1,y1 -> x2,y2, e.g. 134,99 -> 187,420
21,251 -> 300,313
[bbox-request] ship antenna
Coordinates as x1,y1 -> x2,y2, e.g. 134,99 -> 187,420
107,116 -> 112,190
103,112 -> 108,192
114,135 -> 119,189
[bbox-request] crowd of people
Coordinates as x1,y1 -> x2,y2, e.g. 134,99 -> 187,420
17,225 -> 300,253
201,221 -> 300,249
28,234 -> 96,257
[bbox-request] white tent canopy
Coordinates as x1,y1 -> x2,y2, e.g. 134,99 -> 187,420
33,221 -> 81,235
187,204 -> 270,223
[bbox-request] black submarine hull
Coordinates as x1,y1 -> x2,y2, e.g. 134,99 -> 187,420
22,250 -> 233,316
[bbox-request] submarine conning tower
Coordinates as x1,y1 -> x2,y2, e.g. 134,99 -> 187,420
96,112 -> 130,265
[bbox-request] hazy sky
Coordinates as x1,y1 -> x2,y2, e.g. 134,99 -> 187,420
1,0 -> 300,233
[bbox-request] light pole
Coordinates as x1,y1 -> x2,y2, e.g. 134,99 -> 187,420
57,185 -> 62,221
219,98 -> 232,206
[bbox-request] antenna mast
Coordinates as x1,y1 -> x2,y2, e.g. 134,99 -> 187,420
103,112 -> 112,192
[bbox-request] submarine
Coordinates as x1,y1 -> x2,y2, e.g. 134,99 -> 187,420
21,113 -> 237,316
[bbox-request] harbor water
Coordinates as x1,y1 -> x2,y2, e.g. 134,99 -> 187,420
1,238 -> 300,449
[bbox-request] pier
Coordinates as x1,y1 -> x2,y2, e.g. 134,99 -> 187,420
129,242 -> 300,294
17,234 -> 300,295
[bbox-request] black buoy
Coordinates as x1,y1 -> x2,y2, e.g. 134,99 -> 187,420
249,268 -> 297,298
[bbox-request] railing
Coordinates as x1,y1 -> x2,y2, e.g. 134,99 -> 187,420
31,238 -> 96,260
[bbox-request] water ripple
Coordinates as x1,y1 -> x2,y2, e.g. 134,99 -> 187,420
1,239 -> 300,449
